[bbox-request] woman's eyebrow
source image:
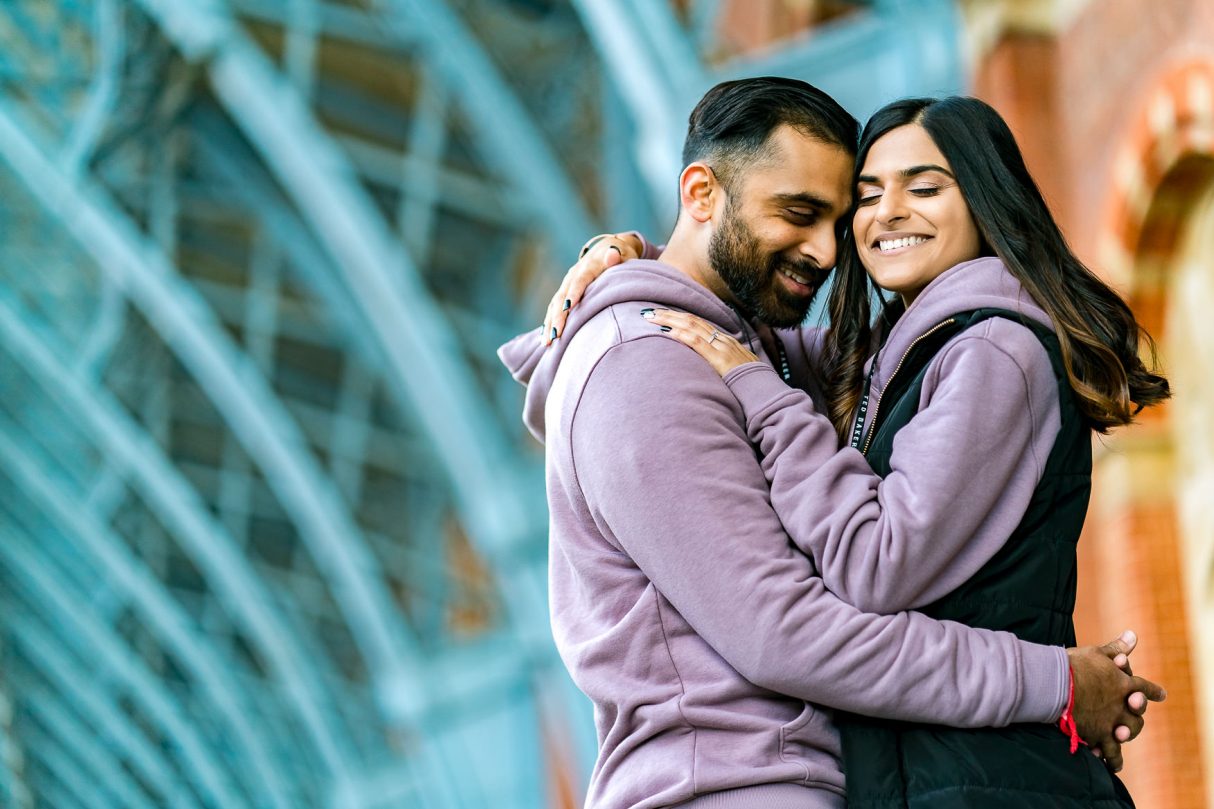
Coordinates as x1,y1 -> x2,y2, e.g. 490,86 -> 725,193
902,164 -> 955,179
858,164 -> 955,184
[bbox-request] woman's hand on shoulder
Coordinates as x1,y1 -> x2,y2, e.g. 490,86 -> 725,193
543,232 -> 643,345
643,309 -> 758,377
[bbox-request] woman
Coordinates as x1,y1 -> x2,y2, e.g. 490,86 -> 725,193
547,97 -> 1168,807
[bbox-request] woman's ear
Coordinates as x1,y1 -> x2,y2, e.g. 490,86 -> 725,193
679,162 -> 718,224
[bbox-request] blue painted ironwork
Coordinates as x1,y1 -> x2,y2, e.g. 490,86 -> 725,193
1,611 -> 199,809
0,104 -> 485,809
572,0 -> 964,228
21,693 -> 154,809
0,535 -> 246,807
0,423 -> 293,808
0,1 -> 964,806
18,732 -> 104,809
0,289 -> 359,796
0,675 -> 31,809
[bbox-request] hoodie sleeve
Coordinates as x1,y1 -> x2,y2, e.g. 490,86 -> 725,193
497,328 -> 551,443
572,334 -> 1066,725
722,321 -> 1062,618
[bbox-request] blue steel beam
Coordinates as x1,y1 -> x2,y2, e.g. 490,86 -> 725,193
0,101 -> 482,809
398,67 -> 447,267
0,101 -> 417,686
0,678 -> 31,809
721,0 -> 964,122
371,0 -> 597,260
156,128 -> 374,358
60,0 -> 123,178
0,2 -> 90,139
151,0 -> 595,257
0,538 -> 246,808
0,423 -> 294,809
3,615 -> 198,809
20,692 -> 155,809
572,0 -> 963,213
622,0 -> 702,91
74,276 -> 126,379
4,263 -> 357,795
231,0 -> 427,51
132,5 -> 578,743
17,733 -> 104,809
133,0 -> 546,562
282,0 -> 319,100
30,782 -> 84,809
2,245 -> 563,791
568,0 -> 697,212
688,0 -> 724,51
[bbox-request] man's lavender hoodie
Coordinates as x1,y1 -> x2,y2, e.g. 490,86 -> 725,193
498,259 -> 1067,809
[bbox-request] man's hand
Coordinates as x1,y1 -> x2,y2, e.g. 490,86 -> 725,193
1068,630 -> 1166,772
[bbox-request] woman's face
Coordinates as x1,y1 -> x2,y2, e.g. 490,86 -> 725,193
852,123 -> 982,305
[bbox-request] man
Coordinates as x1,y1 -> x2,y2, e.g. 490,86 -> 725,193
499,77 -> 1158,809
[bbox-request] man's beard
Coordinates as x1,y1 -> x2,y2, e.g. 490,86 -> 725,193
708,204 -> 826,328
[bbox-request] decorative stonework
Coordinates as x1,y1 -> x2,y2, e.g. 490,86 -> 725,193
1101,60 -> 1214,287
1093,54 -> 1214,809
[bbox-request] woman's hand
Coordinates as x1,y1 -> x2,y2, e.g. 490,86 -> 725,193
643,309 -> 758,377
543,232 -> 643,345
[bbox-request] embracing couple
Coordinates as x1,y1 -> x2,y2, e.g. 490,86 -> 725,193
499,77 -> 1169,809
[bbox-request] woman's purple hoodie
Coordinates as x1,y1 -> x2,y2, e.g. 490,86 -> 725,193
498,258 -> 1067,809
727,255 -> 1067,613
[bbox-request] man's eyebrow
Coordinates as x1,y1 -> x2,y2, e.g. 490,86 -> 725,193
858,164 -> 955,183
772,192 -> 834,211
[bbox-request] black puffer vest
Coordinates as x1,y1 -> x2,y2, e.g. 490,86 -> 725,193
840,309 -> 1134,809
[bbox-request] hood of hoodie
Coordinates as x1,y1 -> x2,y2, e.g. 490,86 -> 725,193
868,256 -> 1053,393
498,259 -> 763,442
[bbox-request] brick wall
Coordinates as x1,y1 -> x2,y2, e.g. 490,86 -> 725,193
972,2 -> 1214,806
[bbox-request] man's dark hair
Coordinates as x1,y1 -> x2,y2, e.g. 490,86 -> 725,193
682,76 -> 859,192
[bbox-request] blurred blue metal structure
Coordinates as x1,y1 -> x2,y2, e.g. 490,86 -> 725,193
0,1 -> 961,806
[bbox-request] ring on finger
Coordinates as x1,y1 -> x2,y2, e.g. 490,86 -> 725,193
707,329 -> 720,345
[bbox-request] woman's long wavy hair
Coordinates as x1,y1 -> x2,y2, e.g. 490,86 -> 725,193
820,96 -> 1169,440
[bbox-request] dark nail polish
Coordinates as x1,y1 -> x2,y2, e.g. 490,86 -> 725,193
550,327 -> 559,340
659,325 -> 672,333
640,308 -> 654,315
563,299 -> 571,311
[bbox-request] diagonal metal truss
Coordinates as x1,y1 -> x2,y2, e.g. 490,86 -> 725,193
0,1 -> 961,807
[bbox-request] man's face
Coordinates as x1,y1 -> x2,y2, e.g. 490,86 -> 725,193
707,126 -> 853,328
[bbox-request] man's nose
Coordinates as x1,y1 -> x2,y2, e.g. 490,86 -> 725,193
800,229 -> 836,270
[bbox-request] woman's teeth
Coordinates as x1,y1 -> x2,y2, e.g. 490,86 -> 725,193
876,236 -> 929,252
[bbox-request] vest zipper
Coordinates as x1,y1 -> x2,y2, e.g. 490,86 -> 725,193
860,317 -> 957,456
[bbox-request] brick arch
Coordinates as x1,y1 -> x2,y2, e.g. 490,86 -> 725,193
1098,58 -> 1214,286
1079,56 -> 1214,809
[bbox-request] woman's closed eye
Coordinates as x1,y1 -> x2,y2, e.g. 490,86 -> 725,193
857,192 -> 882,206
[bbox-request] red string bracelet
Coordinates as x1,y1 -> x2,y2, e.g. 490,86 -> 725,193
1058,665 -> 1086,754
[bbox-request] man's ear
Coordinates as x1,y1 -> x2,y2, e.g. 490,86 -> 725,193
679,162 -> 718,224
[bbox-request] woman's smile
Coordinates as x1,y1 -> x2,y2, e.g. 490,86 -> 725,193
853,124 -> 983,304
871,233 -> 933,255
